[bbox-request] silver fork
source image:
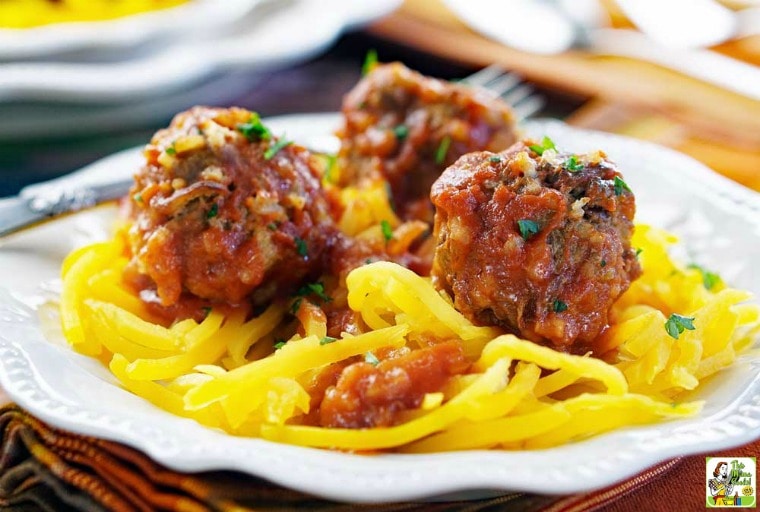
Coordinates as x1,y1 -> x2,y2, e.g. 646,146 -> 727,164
462,65 -> 545,121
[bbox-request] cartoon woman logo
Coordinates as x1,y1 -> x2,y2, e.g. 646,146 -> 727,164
709,461 -> 738,506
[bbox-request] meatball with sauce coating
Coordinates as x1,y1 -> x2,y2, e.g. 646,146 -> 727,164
431,139 -> 641,352
336,62 -> 519,222
126,107 -> 336,309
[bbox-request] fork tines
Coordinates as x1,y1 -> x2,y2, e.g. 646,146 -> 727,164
462,64 -> 544,121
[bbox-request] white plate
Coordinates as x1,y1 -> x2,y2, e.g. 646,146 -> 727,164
0,0 -> 401,103
0,70 -> 264,140
1,113 -> 759,503
0,0 -> 262,60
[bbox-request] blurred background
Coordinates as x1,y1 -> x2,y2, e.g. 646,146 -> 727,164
0,0 -> 758,197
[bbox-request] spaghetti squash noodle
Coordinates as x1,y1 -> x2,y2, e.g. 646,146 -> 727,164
53,69 -> 760,452
59,219 -> 759,451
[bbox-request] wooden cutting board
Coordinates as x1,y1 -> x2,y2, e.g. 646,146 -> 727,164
369,0 -> 760,191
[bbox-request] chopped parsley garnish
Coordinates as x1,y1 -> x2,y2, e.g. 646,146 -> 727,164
362,49 -> 378,76
319,336 -> 337,346
206,203 -> 219,219
201,306 -> 212,318
687,264 -> 721,290
528,136 -> 556,156
380,219 -> 393,243
601,259 -> 606,268
290,282 -> 331,314
323,153 -> 337,183
267,222 -> 278,231
295,282 -> 332,302
489,155 -> 502,163
294,237 -> 308,257
635,248 -> 643,258
237,113 -> 272,142
274,338 -> 287,350
517,219 -> 540,241
565,155 -> 583,172
365,351 -> 380,366
435,135 -> 451,165
165,145 -> 177,156
264,137 -> 292,160
613,176 -> 632,196
664,313 -> 696,340
393,124 -> 409,140
552,300 -> 568,313
133,192 -> 143,203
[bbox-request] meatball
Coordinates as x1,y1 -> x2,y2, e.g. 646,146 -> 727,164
430,139 -> 641,352
336,62 -> 519,222
126,107 -> 336,307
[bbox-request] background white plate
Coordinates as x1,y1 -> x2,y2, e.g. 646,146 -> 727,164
0,114 -> 759,503
0,0 -> 401,103
0,0 -> 262,59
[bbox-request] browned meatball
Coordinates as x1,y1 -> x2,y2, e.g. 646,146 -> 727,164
336,62 -> 519,222
431,139 -> 641,352
125,107 -> 336,308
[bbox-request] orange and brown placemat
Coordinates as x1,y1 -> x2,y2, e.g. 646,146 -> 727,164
368,0 -> 760,193
1,403 -> 757,512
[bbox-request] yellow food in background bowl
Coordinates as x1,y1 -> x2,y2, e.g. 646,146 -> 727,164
0,0 -> 189,28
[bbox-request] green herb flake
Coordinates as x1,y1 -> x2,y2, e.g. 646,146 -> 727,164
552,300 -> 568,313
565,155 -> 584,172
295,282 -> 332,303
613,176 -> 632,196
206,203 -> 219,219
294,237 -> 308,257
305,282 -> 328,300
687,264 -> 721,290
517,219 -> 540,241
319,336 -> 338,346
165,145 -> 177,156
380,219 -> 393,243
601,259 -> 606,268
274,338 -> 287,350
264,137 -> 292,160
635,248 -> 643,258
133,192 -> 143,203
528,136 -> 556,156
664,313 -> 696,340
323,153 -> 338,183
365,351 -> 380,366
237,113 -> 272,142
489,155 -> 502,163
362,49 -> 378,76
290,297 -> 303,315
435,135 -> 451,165
393,124 -> 409,141
267,222 -> 278,231
201,306 -> 212,319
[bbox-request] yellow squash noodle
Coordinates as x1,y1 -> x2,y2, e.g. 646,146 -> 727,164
57,222 -> 760,451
